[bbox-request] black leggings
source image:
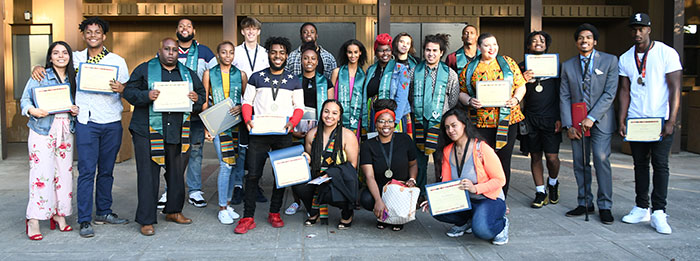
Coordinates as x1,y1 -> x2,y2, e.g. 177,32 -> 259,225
292,183 -> 354,220
476,125 -> 517,198
359,188 -> 376,211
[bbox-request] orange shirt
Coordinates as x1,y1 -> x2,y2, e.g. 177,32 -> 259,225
459,55 -> 526,128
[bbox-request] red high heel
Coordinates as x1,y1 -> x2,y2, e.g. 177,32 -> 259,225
26,220 -> 43,241
50,216 -> 73,232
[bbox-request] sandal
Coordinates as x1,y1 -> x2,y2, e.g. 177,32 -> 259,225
391,224 -> 404,231
338,216 -> 353,230
376,221 -> 387,229
304,215 -> 320,227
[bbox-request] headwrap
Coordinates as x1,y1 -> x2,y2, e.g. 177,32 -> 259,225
374,109 -> 395,124
374,33 -> 393,51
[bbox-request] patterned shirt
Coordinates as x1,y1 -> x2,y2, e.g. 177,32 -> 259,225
459,56 -> 526,128
286,45 -> 337,80
407,64 -> 460,115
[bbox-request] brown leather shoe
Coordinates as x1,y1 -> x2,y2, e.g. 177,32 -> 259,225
165,213 -> 192,224
140,225 -> 155,236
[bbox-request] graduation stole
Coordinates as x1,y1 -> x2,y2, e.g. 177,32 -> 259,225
407,55 -> 418,69
337,65 -> 365,131
76,47 -> 109,73
455,48 -> 481,74
182,40 -> 200,72
147,58 -> 193,166
412,61 -> 449,155
210,64 -> 242,166
462,55 -> 513,150
301,72 -> 328,119
362,59 -> 396,129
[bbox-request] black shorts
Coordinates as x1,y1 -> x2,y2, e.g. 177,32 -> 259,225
523,116 -> 561,154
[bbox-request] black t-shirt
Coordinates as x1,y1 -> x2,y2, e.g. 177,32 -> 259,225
518,61 -> 560,119
366,64 -> 385,98
302,75 -> 332,108
360,133 -> 417,186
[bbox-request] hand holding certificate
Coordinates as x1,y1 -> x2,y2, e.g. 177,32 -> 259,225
250,115 -> 289,135
525,54 -> 559,78
152,81 -> 192,112
625,118 -> 663,142
77,63 -> 119,93
476,80 -> 511,107
33,84 -> 73,114
425,180 -> 471,216
268,145 -> 311,188
200,98 -> 242,135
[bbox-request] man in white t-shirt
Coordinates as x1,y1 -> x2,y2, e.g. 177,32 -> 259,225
617,13 -> 682,235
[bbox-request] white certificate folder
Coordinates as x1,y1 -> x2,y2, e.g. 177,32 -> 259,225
268,145 -> 311,189
200,98 -> 241,135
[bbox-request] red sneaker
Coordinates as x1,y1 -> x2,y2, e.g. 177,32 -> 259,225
234,217 -> 256,234
267,213 -> 284,228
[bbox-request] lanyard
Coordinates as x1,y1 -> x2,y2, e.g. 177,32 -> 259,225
244,44 -> 258,73
452,139 -> 471,178
270,75 -> 281,101
376,135 -> 395,172
635,41 -> 654,78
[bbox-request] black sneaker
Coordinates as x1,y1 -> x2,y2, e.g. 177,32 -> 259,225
547,179 -> 560,204
231,187 -> 243,205
256,187 -> 268,203
530,192 -> 549,208
599,209 -> 614,225
565,205 -> 595,216
79,222 -> 94,238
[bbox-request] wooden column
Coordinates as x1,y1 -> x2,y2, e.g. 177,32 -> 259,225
525,0 -> 542,35
0,0 -> 7,159
377,0 -> 390,35
64,0 -> 83,50
223,0 -> 237,43
664,0 -> 684,153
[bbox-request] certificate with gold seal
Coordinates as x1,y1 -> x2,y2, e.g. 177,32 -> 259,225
33,84 -> 73,114
425,180 -> 471,216
152,81 -> 192,112
625,117 -> 663,142
525,54 -> 559,78
77,63 -> 119,93
476,80 -> 511,107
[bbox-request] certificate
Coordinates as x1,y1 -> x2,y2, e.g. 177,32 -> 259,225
33,84 -> 73,114
425,180 -> 471,216
77,63 -> 119,93
625,118 -> 663,142
250,115 -> 289,135
152,81 -> 192,112
476,80 -> 511,107
268,145 -> 311,188
525,54 -> 559,78
200,98 -> 242,135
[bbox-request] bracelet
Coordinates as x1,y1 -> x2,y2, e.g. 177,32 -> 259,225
514,97 -> 520,103
408,178 -> 416,183
467,97 -> 473,104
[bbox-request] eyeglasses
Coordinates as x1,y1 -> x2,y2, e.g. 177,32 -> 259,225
377,119 -> 395,125
376,48 -> 392,53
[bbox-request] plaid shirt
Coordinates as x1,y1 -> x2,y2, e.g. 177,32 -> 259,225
286,45 -> 337,80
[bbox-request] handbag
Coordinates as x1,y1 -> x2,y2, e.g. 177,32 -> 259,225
380,179 -> 421,225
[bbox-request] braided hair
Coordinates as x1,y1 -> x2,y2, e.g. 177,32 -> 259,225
310,99 -> 344,177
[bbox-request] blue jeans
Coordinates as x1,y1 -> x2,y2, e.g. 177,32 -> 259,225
185,120 -> 205,193
433,198 -> 506,240
213,135 -> 246,207
76,121 -> 122,223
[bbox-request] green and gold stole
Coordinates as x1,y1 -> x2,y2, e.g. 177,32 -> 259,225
455,48 -> 481,74
463,55 -> 513,150
210,64 -> 242,165
147,58 -> 193,166
362,59 -> 396,129
412,61 -> 449,155
183,40 -> 200,72
337,65 -> 365,131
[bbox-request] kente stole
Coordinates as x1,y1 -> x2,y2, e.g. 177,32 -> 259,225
362,59 -> 396,129
413,62 -> 449,155
210,65 -> 242,166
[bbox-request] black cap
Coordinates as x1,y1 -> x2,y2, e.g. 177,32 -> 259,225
629,13 -> 651,27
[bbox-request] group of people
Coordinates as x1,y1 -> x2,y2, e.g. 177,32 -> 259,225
20,12 -> 680,244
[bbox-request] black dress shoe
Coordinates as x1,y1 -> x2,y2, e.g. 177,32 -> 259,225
565,205 -> 595,216
599,209 -> 614,225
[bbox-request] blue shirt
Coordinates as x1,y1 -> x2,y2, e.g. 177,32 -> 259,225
20,68 -> 75,135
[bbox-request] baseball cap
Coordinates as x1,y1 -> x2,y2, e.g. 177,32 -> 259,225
629,13 -> 651,27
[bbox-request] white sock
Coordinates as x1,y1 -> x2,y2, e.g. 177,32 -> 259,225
548,178 -> 558,186
536,185 -> 545,193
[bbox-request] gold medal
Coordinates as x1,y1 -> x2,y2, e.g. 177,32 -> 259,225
384,169 -> 393,178
637,76 -> 644,85
535,84 -> 543,93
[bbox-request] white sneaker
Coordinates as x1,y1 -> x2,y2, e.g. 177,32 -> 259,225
492,217 -> 509,245
650,210 -> 672,234
226,206 -> 240,220
157,192 -> 167,209
285,202 -> 299,215
218,210 -> 234,225
621,206 -> 651,224
188,191 -> 207,208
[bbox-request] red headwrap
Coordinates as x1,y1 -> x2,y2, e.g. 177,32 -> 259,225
374,33 -> 393,51
374,109 -> 396,124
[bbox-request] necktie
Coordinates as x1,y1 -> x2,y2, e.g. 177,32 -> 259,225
581,57 -> 592,108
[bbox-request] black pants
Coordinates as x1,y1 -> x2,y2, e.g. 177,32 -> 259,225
477,125 -> 517,198
359,188 -> 376,211
630,134 -> 674,211
132,131 -> 187,225
293,183 -> 354,220
243,134 -> 292,217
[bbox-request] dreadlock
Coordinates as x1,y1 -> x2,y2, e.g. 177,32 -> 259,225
310,99 -> 345,177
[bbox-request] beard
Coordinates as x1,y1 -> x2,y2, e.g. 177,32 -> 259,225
269,59 -> 287,71
176,32 -> 195,43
